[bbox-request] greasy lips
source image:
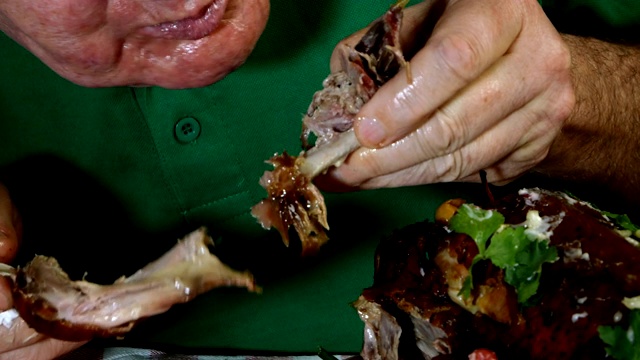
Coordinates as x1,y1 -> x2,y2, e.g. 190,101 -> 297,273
139,0 -> 230,40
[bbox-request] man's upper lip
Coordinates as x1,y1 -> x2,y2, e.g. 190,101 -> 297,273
138,0 -> 228,40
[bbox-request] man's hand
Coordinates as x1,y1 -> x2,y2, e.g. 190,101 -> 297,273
0,183 -> 20,265
321,0 -> 574,188
0,184 -> 86,360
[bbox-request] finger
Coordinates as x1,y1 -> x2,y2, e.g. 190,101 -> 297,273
477,89 -> 573,185
340,88 -> 567,189
0,335 -> 85,360
0,278 -> 12,310
327,47 -> 546,186
0,312 -> 47,353
343,122 -> 519,189
327,0 -> 573,188
0,184 -> 19,264
354,0 -> 525,148
0,309 -> 87,358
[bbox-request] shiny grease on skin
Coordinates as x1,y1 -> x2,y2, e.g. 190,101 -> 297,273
139,0 -> 229,40
0,0 -> 270,88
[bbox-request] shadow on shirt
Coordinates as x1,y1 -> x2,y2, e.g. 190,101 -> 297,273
0,153 -> 394,283
0,155 -> 177,283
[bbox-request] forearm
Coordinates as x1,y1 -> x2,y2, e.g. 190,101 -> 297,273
536,34 -> 640,204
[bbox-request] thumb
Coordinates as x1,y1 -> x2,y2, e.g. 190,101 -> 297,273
0,278 -> 11,311
0,184 -> 20,264
0,184 -> 20,311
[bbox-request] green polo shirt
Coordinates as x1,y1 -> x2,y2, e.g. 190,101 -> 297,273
0,0 -> 637,355
0,0 -> 465,354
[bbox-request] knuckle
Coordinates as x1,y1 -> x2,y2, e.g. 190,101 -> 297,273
508,148 -> 548,175
539,40 -> 573,86
434,33 -> 482,83
432,152 -> 465,182
541,81 -> 575,127
357,152 -> 388,181
548,40 -> 572,73
422,109 -> 466,156
553,82 -> 576,121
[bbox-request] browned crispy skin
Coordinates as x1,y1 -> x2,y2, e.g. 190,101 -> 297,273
358,188 -> 639,360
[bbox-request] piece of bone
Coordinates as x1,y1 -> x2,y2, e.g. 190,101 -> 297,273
10,227 -> 257,341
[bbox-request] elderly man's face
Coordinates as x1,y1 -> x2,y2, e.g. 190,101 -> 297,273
0,0 -> 269,88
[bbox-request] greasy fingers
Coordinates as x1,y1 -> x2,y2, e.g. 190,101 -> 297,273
0,319 -> 85,360
0,315 -> 47,353
327,45 -> 570,187
321,0 -> 574,190
354,0 -> 523,148
332,107 -> 547,189
331,102 -> 536,188
0,184 -> 19,264
0,186 -> 86,360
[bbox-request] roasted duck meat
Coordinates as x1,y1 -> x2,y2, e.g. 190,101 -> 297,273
356,188 -> 640,359
2,227 -> 257,341
251,1 -> 409,256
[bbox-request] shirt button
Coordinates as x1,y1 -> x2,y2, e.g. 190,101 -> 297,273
174,117 -> 201,143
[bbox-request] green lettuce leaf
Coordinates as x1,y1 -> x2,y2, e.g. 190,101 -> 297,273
448,204 -> 504,256
450,204 -> 558,304
506,239 -> 558,303
603,211 -> 640,236
599,310 -> 640,360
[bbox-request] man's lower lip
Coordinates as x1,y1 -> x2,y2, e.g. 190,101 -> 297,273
140,0 -> 228,40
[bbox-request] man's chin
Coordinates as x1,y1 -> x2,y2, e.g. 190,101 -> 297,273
60,65 -> 239,89
128,64 -> 242,89
49,31 -> 256,88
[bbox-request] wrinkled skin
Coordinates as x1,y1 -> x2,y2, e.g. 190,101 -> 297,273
0,0 -> 270,88
321,0 -> 574,189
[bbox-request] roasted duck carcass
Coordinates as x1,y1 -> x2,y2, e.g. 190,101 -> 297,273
1,228 -> 257,341
251,1 -> 410,256
355,188 -> 640,359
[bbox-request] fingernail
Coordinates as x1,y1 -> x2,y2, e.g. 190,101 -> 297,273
357,116 -> 387,147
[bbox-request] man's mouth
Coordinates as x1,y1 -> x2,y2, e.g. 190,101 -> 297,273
139,0 -> 229,40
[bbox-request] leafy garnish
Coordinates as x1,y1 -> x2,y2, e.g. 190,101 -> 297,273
484,226 -> 527,267
603,211 -> 640,237
450,204 -> 558,304
505,237 -> 558,304
598,310 -> 640,360
449,204 -> 504,256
